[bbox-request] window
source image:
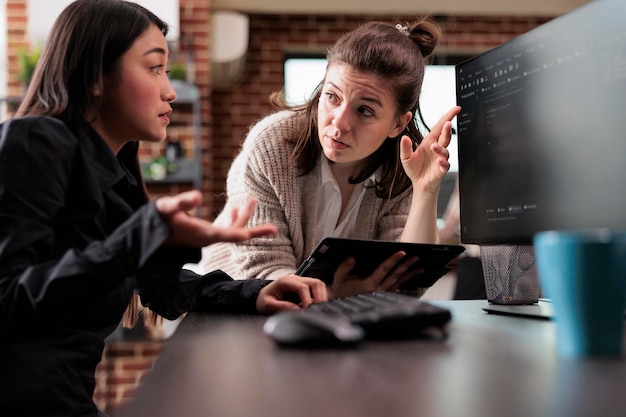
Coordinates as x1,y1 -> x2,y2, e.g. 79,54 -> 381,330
420,63 -> 459,172
27,0 -> 180,43
283,56 -> 327,106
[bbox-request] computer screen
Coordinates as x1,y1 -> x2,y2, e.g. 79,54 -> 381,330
456,0 -> 626,245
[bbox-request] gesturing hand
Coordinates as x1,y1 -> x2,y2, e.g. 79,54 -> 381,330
400,106 -> 461,193
155,190 -> 278,248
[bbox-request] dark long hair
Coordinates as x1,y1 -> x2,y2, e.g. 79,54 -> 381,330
270,17 -> 440,199
16,0 -> 169,329
17,0 -> 168,123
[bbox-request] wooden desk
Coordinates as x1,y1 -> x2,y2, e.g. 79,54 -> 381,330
114,300 -> 626,417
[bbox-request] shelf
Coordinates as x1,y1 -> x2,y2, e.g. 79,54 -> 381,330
142,159 -> 200,185
170,80 -> 200,103
143,80 -> 202,193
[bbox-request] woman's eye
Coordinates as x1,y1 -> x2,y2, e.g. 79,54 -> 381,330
151,65 -> 164,74
359,106 -> 374,117
324,92 -> 338,103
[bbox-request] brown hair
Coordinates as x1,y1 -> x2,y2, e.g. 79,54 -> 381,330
270,17 -> 441,198
17,0 -> 169,330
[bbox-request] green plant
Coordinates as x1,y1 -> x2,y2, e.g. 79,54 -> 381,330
168,62 -> 187,81
17,45 -> 41,86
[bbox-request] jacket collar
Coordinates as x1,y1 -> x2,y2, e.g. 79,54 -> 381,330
70,121 -> 139,191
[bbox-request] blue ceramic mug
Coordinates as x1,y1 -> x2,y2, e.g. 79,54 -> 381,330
533,229 -> 626,357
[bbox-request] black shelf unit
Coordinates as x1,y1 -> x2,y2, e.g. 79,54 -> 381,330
143,80 -> 202,190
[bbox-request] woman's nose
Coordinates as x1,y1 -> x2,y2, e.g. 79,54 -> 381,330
163,78 -> 177,103
332,104 -> 350,132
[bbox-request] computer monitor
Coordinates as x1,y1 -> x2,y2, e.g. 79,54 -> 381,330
456,0 -> 626,245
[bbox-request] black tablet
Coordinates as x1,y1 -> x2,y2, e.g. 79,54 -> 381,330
296,237 -> 465,291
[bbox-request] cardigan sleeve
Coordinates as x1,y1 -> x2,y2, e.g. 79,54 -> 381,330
202,111 -> 308,281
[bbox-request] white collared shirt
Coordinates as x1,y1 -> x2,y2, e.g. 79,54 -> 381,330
315,158 -> 377,243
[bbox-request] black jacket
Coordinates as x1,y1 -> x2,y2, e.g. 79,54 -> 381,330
0,116 -> 269,416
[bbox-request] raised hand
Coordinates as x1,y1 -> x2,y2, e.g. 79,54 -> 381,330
400,106 -> 461,193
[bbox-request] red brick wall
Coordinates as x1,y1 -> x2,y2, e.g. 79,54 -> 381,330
5,0 -> 28,96
93,341 -> 164,413
208,13 -> 551,216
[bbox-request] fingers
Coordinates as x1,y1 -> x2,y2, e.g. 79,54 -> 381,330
260,299 -> 301,313
372,252 -> 420,291
384,265 -> 424,292
209,221 -> 277,243
229,206 -> 239,224
242,197 -> 258,217
431,130 -> 451,159
431,137 -> 451,170
399,135 -> 414,162
238,198 -> 258,225
334,256 -> 357,283
155,190 -> 202,216
436,120 -> 454,148
426,107 -> 459,151
310,282 -> 328,304
163,208 -> 277,247
369,251 -> 409,285
296,277 -> 328,307
256,275 -> 328,313
246,224 -> 279,239
157,192 -> 278,248
432,106 -> 461,133
230,198 -> 258,227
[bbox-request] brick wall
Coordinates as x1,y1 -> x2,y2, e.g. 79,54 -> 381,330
93,341 -> 164,413
5,0 -> 28,96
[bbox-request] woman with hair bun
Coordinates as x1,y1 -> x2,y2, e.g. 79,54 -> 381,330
202,17 -> 461,299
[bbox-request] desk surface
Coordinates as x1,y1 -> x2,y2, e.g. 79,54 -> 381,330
115,300 -> 626,417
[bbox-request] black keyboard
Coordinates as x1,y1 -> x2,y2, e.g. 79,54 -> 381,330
264,292 -> 452,347
305,291 -> 452,339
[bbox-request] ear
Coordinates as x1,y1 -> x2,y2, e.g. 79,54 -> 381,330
92,80 -> 103,97
390,111 -> 413,138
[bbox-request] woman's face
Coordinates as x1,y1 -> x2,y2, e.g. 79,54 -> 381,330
317,63 -> 412,171
94,24 -> 176,154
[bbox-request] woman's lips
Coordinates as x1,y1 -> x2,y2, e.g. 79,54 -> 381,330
159,110 -> 172,124
327,136 -> 349,149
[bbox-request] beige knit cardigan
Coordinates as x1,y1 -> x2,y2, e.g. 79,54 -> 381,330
200,110 -> 413,280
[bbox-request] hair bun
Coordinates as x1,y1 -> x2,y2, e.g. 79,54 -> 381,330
408,17 -> 441,58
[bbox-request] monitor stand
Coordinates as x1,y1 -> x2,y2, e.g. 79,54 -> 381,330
480,245 -> 540,305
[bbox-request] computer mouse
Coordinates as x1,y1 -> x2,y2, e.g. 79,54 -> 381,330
263,312 -> 364,348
